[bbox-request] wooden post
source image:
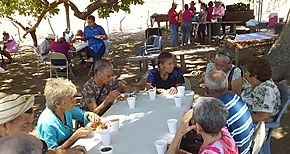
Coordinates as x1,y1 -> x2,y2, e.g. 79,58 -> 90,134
64,2 -> 70,30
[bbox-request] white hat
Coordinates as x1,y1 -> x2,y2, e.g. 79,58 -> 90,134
45,34 -> 55,39
0,94 -> 34,125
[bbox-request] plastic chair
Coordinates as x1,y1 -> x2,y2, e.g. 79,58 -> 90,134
259,83 -> 290,154
252,121 -> 266,154
140,35 -> 163,55
48,52 -> 74,79
33,46 -> 50,75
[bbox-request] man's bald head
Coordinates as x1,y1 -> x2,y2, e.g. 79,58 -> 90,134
204,70 -> 228,94
0,133 -> 43,154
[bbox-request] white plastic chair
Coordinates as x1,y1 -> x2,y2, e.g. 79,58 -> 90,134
252,121 -> 266,154
48,53 -> 74,79
33,46 -> 50,75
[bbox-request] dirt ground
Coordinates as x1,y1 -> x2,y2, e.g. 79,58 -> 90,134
0,29 -> 289,153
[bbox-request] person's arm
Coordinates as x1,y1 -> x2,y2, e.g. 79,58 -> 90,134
230,76 -> 243,95
85,90 -> 119,115
50,145 -> 87,154
167,109 -> 195,154
58,127 -> 91,150
251,86 -> 277,123
116,81 -> 139,93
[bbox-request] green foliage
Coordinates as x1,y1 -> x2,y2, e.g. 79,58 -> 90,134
0,0 -> 60,18
96,0 -> 144,18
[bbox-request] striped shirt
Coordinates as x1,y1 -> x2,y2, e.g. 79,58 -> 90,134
219,93 -> 254,154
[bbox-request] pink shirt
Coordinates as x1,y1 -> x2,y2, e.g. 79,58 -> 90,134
4,37 -> 18,53
198,127 -> 239,154
51,41 -> 71,56
182,10 -> 194,23
168,8 -> 179,25
206,6 -> 213,21
212,5 -> 225,19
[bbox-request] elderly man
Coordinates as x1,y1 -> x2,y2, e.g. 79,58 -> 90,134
204,70 -> 254,154
0,133 -> 47,154
38,34 -> 55,61
0,94 -> 87,154
168,97 -> 238,154
81,59 -> 139,115
200,51 -> 243,95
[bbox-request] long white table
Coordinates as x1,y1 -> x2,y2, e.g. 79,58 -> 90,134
73,90 -> 194,154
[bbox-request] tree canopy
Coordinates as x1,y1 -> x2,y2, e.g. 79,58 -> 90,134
0,0 -> 144,46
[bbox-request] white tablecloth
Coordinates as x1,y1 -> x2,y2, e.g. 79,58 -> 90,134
73,90 -> 194,154
69,42 -> 88,53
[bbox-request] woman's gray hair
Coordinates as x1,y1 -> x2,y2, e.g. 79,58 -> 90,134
44,78 -> 77,110
204,70 -> 228,93
94,59 -> 113,75
215,51 -> 231,63
192,97 -> 228,135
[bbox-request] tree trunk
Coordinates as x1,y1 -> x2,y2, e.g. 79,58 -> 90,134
30,31 -> 38,47
263,10 -> 290,82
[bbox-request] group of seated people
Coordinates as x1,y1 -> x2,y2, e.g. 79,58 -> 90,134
0,50 -> 282,154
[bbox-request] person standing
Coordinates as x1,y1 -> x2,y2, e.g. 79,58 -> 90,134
197,3 -> 207,44
181,4 -> 194,46
211,0 -> 225,35
168,2 -> 179,47
79,15 -> 108,69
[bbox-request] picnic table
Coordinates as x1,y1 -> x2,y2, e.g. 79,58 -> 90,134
127,47 -> 217,72
224,31 -> 278,65
73,90 -> 194,154
206,21 -> 244,43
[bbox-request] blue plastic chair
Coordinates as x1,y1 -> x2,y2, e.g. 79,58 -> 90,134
259,83 -> 290,154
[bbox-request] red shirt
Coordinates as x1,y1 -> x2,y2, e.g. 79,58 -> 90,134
198,127 -> 239,154
51,41 -> 71,56
168,8 -> 179,25
182,10 -> 194,23
206,6 -> 213,21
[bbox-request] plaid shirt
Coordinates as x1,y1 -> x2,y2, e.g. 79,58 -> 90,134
81,77 -> 119,109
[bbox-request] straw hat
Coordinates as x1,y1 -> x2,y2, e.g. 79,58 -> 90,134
0,94 -> 34,125
45,34 -> 55,39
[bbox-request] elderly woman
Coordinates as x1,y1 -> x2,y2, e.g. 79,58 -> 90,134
168,97 -> 238,154
81,59 -> 139,116
37,78 -> 100,149
200,51 -> 242,95
242,57 -> 281,123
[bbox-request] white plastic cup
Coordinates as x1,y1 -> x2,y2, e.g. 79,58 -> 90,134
167,119 -> 178,134
154,139 -> 167,154
99,129 -> 111,145
127,97 -> 136,109
99,145 -> 113,154
148,89 -> 156,100
174,95 -> 182,107
177,86 -> 185,96
110,118 -> 119,132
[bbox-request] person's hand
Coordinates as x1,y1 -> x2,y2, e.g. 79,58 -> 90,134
85,112 -> 100,123
72,127 -> 91,139
57,146 -> 87,154
169,87 -> 178,94
131,86 -> 140,93
177,109 -> 196,136
105,90 -> 119,104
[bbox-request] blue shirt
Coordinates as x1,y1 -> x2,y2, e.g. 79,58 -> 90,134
37,106 -> 89,148
219,93 -> 254,154
147,67 -> 185,89
84,24 -> 106,53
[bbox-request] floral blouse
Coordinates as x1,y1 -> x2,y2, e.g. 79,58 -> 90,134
241,79 -> 281,116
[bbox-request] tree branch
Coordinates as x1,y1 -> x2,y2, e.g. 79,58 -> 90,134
6,16 -> 27,31
23,0 -> 64,37
69,0 -> 118,20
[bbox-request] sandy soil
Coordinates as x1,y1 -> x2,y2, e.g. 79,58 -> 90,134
0,28 -> 289,153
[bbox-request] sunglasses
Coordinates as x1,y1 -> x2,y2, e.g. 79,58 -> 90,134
40,139 -> 48,154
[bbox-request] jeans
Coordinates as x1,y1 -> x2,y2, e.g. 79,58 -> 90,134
181,22 -> 192,45
197,23 -> 206,43
90,43 -> 105,72
170,24 -> 178,46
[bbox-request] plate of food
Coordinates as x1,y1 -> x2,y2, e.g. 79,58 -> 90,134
116,93 -> 128,101
87,118 -> 110,132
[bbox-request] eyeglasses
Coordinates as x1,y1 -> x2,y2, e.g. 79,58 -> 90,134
40,139 -> 48,154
